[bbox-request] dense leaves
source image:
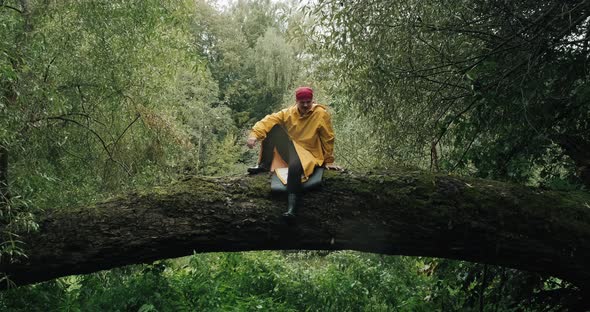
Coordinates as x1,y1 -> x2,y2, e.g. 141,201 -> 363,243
1,0 -> 588,310
310,0 -> 590,309
2,252 -> 578,311
0,252 -> 433,311
314,0 -> 590,187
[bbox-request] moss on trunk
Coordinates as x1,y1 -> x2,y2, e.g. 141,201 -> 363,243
1,169 -> 589,293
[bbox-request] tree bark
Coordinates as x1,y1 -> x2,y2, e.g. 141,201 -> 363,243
1,170 -> 590,293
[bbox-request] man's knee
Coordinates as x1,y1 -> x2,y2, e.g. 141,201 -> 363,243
269,125 -> 281,131
267,125 -> 286,137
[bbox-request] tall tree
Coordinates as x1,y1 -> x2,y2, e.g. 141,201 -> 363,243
0,1 -> 249,269
313,0 -> 590,188
193,0 -> 299,121
0,0 -> 38,266
308,0 -> 590,308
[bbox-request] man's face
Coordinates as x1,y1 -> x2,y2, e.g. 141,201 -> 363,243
296,99 -> 313,115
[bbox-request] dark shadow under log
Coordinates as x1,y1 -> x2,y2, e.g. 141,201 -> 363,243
1,170 -> 590,295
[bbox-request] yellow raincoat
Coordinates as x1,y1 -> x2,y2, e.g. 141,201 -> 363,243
250,104 -> 335,181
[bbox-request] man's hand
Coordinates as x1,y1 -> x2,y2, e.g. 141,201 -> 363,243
246,137 -> 257,149
325,163 -> 343,171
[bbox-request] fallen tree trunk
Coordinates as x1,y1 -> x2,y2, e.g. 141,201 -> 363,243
1,170 -> 590,292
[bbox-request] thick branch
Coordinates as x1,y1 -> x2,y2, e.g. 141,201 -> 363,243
0,4 -> 22,13
44,116 -> 132,175
1,170 -> 589,292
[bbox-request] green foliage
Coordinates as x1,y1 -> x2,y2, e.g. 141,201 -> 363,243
305,0 -> 589,309
191,0 -> 299,121
0,0 -> 249,292
1,0 -> 586,310
253,28 -> 295,92
312,0 -> 589,188
0,252 -> 438,311
1,0 -> 248,211
0,251 -> 578,311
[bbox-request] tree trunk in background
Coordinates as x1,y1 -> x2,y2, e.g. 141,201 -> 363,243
19,0 -> 32,33
0,170 -> 589,299
0,146 -> 9,208
557,134 -> 590,189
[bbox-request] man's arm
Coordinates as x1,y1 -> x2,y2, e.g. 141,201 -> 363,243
247,110 -> 286,148
318,110 -> 336,166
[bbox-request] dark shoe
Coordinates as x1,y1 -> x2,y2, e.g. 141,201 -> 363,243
282,193 -> 300,218
282,211 -> 296,218
247,164 -> 269,174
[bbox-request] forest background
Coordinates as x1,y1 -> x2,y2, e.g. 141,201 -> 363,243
1,0 -> 589,310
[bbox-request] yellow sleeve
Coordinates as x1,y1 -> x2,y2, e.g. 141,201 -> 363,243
249,109 -> 286,140
319,110 -> 335,164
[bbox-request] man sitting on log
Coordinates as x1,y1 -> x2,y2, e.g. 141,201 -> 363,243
246,86 -> 341,218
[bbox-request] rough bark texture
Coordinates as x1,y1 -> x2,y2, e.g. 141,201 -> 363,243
1,170 -> 590,293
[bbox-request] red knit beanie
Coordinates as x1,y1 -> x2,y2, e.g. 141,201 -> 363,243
295,87 -> 313,101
